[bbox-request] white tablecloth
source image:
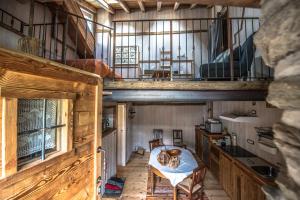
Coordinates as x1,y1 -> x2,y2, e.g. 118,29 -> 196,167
148,146 -> 198,187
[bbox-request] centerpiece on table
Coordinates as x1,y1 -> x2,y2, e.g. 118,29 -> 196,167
157,147 -> 181,169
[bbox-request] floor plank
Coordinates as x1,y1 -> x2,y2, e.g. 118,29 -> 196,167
104,152 -> 229,200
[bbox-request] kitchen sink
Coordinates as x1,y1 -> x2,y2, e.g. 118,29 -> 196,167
251,165 -> 278,179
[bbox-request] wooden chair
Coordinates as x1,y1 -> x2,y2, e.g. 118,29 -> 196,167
149,139 -> 161,151
172,129 -> 186,148
176,166 -> 207,200
153,129 -> 164,145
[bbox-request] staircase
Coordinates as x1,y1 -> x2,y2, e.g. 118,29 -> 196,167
46,0 -> 95,58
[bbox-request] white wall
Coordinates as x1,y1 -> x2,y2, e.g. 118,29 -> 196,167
130,105 -> 207,152
213,101 -> 284,166
112,7 -> 210,78
0,0 -> 77,59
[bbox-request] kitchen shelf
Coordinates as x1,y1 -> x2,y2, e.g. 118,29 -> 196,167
219,113 -> 259,123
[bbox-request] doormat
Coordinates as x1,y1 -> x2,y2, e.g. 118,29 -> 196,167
103,177 -> 126,198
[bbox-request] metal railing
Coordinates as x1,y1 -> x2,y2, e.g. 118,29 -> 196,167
0,1 -> 113,66
112,18 -> 273,81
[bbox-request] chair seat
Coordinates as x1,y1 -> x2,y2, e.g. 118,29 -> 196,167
177,177 -> 203,194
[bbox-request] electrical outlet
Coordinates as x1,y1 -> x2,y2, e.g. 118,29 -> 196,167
247,139 -> 255,145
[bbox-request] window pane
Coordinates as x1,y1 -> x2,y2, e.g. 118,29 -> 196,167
17,99 -> 62,166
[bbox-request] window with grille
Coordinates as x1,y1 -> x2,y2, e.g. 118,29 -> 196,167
17,99 -> 65,167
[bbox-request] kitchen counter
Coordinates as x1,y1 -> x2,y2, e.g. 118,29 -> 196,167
213,143 -> 278,185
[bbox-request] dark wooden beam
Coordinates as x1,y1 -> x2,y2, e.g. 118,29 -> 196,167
103,90 -> 268,102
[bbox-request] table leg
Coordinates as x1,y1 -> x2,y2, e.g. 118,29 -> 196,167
151,170 -> 154,195
173,187 -> 177,200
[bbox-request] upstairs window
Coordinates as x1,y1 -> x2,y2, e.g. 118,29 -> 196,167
80,7 -> 95,34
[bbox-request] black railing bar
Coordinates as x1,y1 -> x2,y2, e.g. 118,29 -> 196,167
207,19 -> 210,78
185,19 -> 188,79
0,8 -> 27,25
141,21 -> 144,78
112,17 -> 259,23
251,19 -> 256,79
101,26 -> 104,60
200,20 -> 203,78
62,14 -> 69,63
53,8 -> 58,60
121,22 -> 123,78
244,18 -> 249,79
18,124 -> 66,135
162,20 -> 164,76
84,20 -> 88,59
148,20 -> 150,73
34,0 -> 113,30
112,22 -> 116,81
24,22 -> 64,26
128,21 -> 130,78
178,20 -> 180,77
75,17 -> 78,57
192,19 -> 195,79
237,19 -> 242,78
134,21 -> 137,79
155,21 -> 157,71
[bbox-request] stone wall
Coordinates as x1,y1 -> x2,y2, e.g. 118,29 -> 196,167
254,0 -> 300,199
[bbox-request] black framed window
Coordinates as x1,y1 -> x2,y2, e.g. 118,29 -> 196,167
17,99 -> 65,167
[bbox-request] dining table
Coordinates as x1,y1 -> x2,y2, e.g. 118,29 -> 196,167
148,145 -> 198,200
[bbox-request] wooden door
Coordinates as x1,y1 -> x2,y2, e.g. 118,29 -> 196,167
117,104 -> 127,166
232,164 -> 243,200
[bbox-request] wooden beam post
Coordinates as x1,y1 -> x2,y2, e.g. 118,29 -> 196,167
137,0 -> 145,12
157,1 -> 162,12
119,0 -> 130,13
174,2 -> 180,11
1,98 -> 17,177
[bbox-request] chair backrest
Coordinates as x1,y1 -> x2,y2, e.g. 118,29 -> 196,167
189,166 -> 207,193
149,139 -> 160,151
153,129 -> 163,144
173,129 -> 183,144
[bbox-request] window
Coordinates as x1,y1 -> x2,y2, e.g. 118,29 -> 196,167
16,99 -> 68,168
80,7 -> 95,34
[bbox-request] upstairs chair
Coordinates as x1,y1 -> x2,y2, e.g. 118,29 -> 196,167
173,129 -> 187,149
149,139 -> 161,152
176,166 -> 207,200
153,129 -> 164,145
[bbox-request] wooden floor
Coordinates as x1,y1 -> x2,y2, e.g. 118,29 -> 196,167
105,153 -> 229,200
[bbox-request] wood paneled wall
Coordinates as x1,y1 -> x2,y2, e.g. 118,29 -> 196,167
0,57 -> 102,199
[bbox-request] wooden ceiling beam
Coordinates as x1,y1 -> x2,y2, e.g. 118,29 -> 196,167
190,3 -> 197,9
118,0 -> 130,13
114,0 -> 260,8
84,0 -> 115,14
137,0 -> 145,12
174,2 -> 180,11
157,1 -> 162,12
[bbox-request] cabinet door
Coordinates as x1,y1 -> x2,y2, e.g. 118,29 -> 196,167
232,164 -> 243,200
219,153 -> 233,198
241,172 -> 266,200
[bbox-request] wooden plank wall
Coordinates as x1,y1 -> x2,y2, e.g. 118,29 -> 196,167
0,66 -> 102,199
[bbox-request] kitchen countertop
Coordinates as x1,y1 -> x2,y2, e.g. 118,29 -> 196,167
213,143 -> 278,185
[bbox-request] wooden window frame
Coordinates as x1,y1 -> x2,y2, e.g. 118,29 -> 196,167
0,97 -> 73,178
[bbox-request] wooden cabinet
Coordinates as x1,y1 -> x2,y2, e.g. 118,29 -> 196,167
219,153 -> 233,198
195,128 -> 203,160
231,161 -> 266,200
195,127 -> 224,168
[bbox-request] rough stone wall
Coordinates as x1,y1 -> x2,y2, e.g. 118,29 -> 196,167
254,0 -> 300,199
